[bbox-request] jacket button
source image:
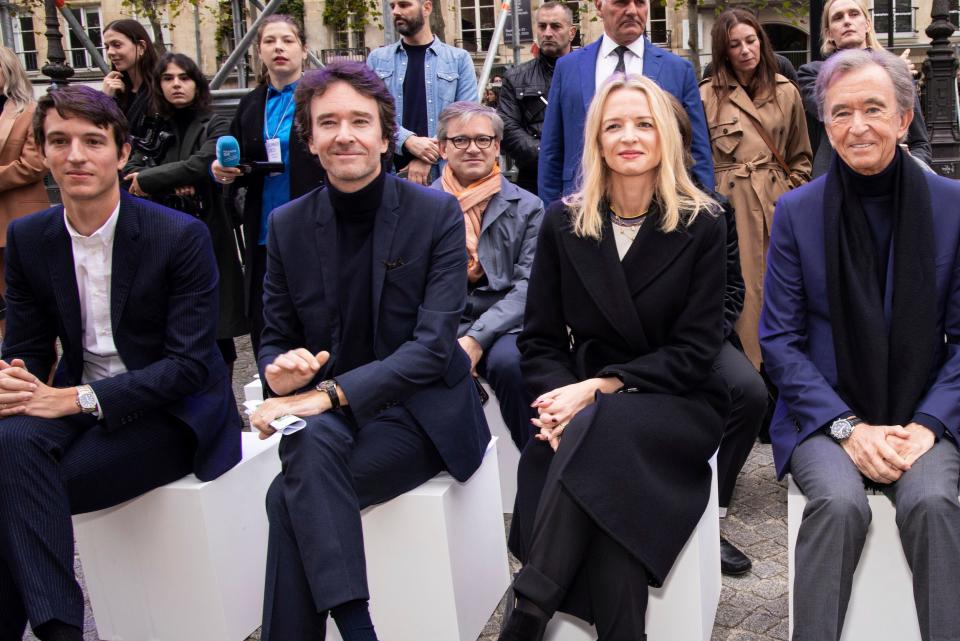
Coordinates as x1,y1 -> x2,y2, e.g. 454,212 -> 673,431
732,116 -> 738,122
723,128 -> 728,134
728,181 -> 735,188
731,155 -> 736,162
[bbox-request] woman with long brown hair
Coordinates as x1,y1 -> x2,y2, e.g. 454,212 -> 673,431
700,8 -> 811,370
101,19 -> 158,139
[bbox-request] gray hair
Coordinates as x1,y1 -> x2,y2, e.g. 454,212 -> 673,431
537,1 -> 574,24
437,101 -> 504,140
815,48 -> 914,121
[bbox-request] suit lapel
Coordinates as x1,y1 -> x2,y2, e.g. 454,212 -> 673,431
313,188 -> 341,364
641,38 -> 662,82
110,194 -> 142,331
179,116 -> 207,161
621,207 -> 693,296
371,175 -> 401,338
43,208 -> 82,349
579,40 -> 601,112
563,218 -> 648,352
480,178 -> 512,235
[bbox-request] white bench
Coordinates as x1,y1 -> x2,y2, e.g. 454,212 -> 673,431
543,455 -> 721,641
787,476 -> 927,640
73,431 -> 281,641
480,380 -> 520,513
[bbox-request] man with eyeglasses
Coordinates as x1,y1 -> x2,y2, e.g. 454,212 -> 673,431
432,101 -> 544,451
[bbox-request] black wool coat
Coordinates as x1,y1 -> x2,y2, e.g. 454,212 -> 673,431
514,201 -> 728,617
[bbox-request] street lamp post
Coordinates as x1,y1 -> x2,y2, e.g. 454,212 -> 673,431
922,0 -> 960,178
40,0 -> 73,87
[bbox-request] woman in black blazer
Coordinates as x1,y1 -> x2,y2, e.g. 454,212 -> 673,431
499,75 -> 728,641
211,15 -> 324,355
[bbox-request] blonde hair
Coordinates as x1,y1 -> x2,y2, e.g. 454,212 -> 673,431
564,75 -> 717,240
0,47 -> 34,110
821,0 -> 882,57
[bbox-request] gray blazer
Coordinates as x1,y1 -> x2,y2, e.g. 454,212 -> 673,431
431,175 -> 544,349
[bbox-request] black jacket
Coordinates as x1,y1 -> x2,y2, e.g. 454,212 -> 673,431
498,54 -> 558,186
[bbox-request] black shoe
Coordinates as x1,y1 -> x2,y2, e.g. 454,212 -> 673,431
720,537 -> 752,576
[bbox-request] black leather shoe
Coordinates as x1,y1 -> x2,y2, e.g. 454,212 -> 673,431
720,537 -> 752,576
498,602 -> 548,641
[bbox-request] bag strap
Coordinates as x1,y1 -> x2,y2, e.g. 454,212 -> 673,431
742,109 -> 791,176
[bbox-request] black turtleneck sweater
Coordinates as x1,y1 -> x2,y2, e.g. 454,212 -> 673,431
840,149 -> 901,294
329,170 -> 385,376
172,105 -> 198,146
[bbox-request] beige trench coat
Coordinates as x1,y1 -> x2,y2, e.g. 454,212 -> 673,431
700,74 -> 812,368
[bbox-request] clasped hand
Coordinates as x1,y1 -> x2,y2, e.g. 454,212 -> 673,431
532,377 -> 622,452
841,421 -> 935,484
0,358 -> 76,419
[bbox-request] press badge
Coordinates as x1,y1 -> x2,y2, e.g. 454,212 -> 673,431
265,138 -> 282,175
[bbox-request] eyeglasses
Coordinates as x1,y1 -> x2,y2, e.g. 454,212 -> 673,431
445,135 -> 497,149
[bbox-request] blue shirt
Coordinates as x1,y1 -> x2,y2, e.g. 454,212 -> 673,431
259,80 -> 298,245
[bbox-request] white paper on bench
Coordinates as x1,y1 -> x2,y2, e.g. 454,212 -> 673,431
243,399 -> 306,435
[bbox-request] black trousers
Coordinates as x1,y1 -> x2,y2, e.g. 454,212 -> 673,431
713,340 -> 767,508
260,406 -> 443,641
513,418 -> 649,641
478,333 -> 535,450
0,412 -> 194,640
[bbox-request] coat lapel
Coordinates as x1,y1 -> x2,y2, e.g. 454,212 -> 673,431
43,208 -> 82,349
313,187 -> 341,364
110,194 -> 142,331
621,208 -> 693,296
179,115 -> 208,161
579,40 -> 601,112
641,38 -> 662,81
371,175 -> 401,338
562,218 -> 648,351
479,177 -> 513,235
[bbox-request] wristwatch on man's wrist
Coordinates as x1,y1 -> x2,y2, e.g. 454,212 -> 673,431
75,385 -> 98,414
829,415 -> 863,442
316,379 -> 341,410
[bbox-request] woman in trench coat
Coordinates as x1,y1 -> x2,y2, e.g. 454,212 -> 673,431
700,8 -> 811,368
499,75 -> 728,641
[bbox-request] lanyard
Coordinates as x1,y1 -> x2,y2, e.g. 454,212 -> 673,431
264,88 -> 294,141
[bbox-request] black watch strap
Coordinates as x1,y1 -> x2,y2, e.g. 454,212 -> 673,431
317,379 -> 341,410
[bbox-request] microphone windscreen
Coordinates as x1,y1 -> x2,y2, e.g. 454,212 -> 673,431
216,135 -> 241,167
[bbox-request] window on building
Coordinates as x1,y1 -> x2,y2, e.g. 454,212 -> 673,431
12,15 -> 38,72
648,0 -> 668,45
872,0 -> 915,36
460,0 -> 496,52
564,0 -> 582,48
66,5 -> 104,70
333,12 -> 365,50
950,0 -> 959,32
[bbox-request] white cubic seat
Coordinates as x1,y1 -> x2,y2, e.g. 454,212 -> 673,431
328,438 -> 511,641
543,454 -> 721,641
787,476 -> 928,641
73,432 -> 281,641
480,380 -> 520,513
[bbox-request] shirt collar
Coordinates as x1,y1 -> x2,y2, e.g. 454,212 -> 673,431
394,36 -> 437,53
600,33 -> 644,61
267,79 -> 299,97
64,201 -> 121,245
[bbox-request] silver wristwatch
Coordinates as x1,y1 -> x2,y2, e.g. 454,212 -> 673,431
829,416 -> 862,442
76,385 -> 98,414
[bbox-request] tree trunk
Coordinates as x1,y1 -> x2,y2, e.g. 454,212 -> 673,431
686,0 -> 700,78
138,0 -> 168,53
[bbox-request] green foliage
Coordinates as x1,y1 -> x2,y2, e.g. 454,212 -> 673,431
323,0 -> 383,30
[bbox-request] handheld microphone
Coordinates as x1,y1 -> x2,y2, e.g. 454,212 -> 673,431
216,135 -> 241,168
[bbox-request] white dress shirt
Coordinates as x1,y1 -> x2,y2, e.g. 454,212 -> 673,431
64,203 -> 127,415
595,34 -> 645,90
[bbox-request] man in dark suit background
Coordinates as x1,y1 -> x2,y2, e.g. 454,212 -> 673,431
760,49 -> 960,641
537,0 -> 713,204
0,85 -> 241,641
248,61 -> 489,641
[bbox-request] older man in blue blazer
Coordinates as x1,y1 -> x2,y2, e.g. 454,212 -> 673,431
760,49 -> 960,641
0,86 -> 241,641
537,0 -> 713,205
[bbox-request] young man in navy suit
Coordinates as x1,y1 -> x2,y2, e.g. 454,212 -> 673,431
249,61 -> 489,641
537,0 -> 714,205
0,85 -> 240,641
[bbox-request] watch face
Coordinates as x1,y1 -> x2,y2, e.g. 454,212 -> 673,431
79,391 -> 97,411
831,419 -> 853,441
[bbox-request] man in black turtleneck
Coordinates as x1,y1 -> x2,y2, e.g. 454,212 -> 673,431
249,61 -> 489,641
760,48 -> 960,641
498,1 -> 577,195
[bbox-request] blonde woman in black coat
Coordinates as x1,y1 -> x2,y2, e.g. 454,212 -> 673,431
499,75 -> 728,641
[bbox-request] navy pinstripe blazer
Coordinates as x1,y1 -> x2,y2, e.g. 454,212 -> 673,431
2,192 -> 241,481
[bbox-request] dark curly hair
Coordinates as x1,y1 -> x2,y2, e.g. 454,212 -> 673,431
153,53 -> 212,117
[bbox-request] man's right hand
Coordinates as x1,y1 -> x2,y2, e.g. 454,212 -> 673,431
405,158 -> 433,185
841,422 -> 912,484
403,136 -> 440,164
264,349 -> 330,396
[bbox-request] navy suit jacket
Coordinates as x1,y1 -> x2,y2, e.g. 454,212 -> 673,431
759,172 -> 960,479
258,173 -> 490,482
2,192 -> 242,481
537,37 -> 714,205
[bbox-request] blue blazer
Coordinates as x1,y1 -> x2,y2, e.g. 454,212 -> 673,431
258,173 -> 490,482
759,172 -> 960,479
537,37 -> 714,205
2,192 -> 242,481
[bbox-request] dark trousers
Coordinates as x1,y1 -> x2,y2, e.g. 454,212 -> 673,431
513,418 -> 649,641
791,434 -> 960,641
713,340 -> 767,508
515,168 -> 538,198
260,406 -> 443,641
478,333 -> 535,450
250,245 -> 267,357
0,413 -> 194,640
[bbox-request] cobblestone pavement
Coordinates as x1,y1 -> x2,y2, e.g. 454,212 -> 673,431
47,336 -> 789,641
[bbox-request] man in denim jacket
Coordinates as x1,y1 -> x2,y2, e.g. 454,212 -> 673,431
367,0 -> 478,185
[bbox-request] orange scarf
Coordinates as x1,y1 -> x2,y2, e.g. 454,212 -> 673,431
441,163 -> 502,282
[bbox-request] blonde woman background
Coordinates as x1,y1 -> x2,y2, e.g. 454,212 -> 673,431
0,46 -> 49,329
700,8 -> 811,369
500,75 -> 727,641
